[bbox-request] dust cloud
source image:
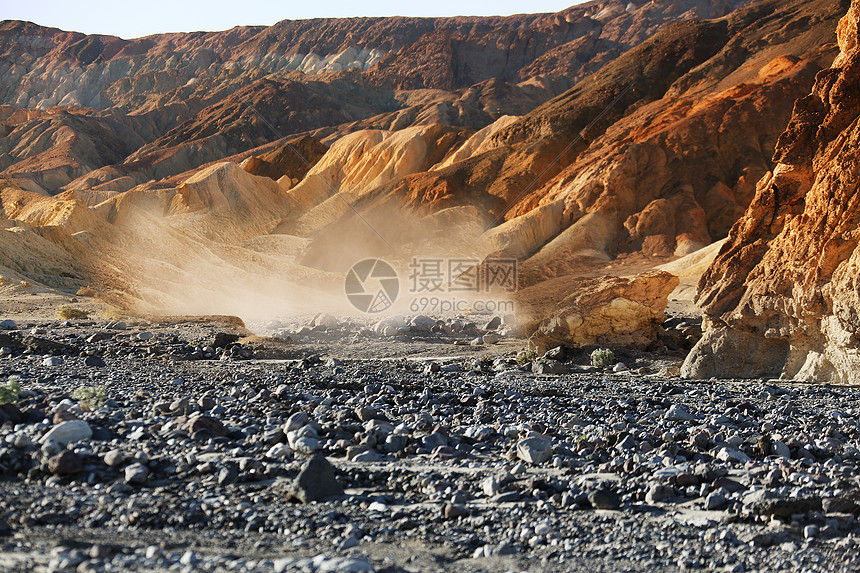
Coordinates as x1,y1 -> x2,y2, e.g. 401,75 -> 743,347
103,192 -> 514,327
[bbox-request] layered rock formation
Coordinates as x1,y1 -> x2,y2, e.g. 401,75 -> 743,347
684,0 -> 860,383
0,0 -> 854,355
374,0 -> 843,279
0,1 -> 756,193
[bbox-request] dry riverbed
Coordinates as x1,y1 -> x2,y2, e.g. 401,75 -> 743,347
0,313 -> 857,572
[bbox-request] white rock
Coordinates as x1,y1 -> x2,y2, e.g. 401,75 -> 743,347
137,332 -> 153,341
612,362 -> 628,372
266,443 -> 291,459
725,435 -> 744,447
53,399 -> 77,413
705,492 -> 726,510
482,333 -> 500,344
103,449 -> 126,467
317,557 -> 374,573
352,450 -> 382,462
534,521 -> 552,536
516,436 -> 553,464
40,420 -> 92,445
42,356 -> 64,366
13,434 -> 32,448
615,435 -> 637,451
312,313 -> 340,329
293,436 -> 319,455
410,315 -> 436,331
373,316 -> 406,333
482,476 -> 501,497
124,463 -> 149,484
367,501 -> 388,512
716,446 -> 751,463
665,404 -> 696,422
284,412 -> 310,433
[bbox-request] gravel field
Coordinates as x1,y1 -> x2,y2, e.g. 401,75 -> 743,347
0,314 -> 857,572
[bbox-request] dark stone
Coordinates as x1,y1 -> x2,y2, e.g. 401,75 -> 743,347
443,503 -> 469,519
90,427 -> 116,441
213,332 -> 241,348
673,472 -> 701,487
0,332 -> 22,351
0,404 -> 23,425
218,466 -> 239,486
47,450 -> 83,475
292,455 -> 343,503
712,477 -> 745,493
87,332 -> 112,343
752,496 -> 822,518
588,489 -> 622,510
22,408 -> 46,424
182,415 -> 229,438
542,346 -> 568,361
84,356 -> 106,367
822,494 -> 860,515
23,335 -> 73,355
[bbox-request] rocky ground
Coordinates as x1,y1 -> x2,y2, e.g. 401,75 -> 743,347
0,313 -> 857,572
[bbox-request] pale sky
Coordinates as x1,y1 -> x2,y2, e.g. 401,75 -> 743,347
1,0 -> 586,39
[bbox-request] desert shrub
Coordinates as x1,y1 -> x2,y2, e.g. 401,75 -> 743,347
56,305 -> 89,320
71,385 -> 107,410
0,376 -> 21,404
516,350 -> 537,365
590,348 -> 616,368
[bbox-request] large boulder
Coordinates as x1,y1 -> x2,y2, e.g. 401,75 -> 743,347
292,455 -> 344,503
685,0 -> 860,383
528,270 -> 678,353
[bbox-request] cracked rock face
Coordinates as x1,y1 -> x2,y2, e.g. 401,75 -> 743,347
685,0 -> 860,383
528,270 -> 679,353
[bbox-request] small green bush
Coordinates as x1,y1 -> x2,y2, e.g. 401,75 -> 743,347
57,305 -> 89,320
590,348 -> 616,368
72,385 -> 107,411
516,350 -> 537,365
0,376 -> 21,404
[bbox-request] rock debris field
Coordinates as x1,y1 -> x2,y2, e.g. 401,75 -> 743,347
0,315 -> 857,572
